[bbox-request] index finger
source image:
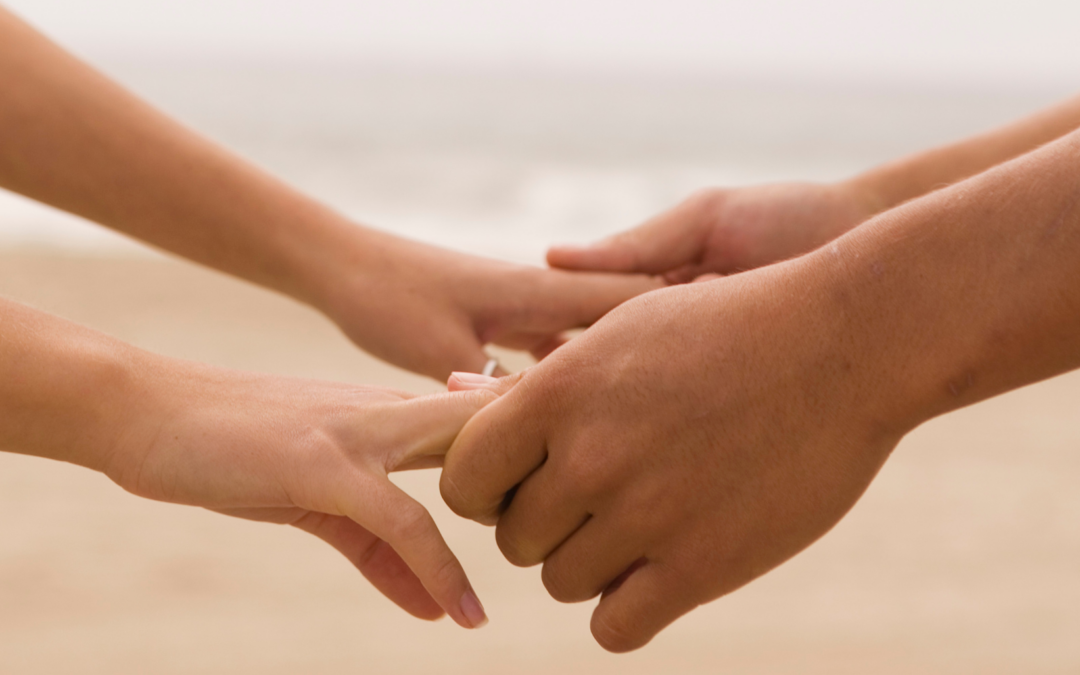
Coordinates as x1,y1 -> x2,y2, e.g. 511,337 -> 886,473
440,377 -> 550,525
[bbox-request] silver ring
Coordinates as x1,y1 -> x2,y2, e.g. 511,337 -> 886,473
481,358 -> 499,377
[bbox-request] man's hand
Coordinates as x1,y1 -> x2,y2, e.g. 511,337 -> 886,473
440,263 -> 907,651
547,182 -> 878,283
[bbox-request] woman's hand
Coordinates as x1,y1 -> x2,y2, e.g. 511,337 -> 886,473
104,356 -> 499,628
314,232 -> 662,380
0,8 -> 661,384
547,181 -> 878,283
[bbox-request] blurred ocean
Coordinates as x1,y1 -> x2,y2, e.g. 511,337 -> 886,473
0,58 -> 1073,263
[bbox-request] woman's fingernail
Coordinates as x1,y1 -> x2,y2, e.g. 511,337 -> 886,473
450,372 -> 499,386
459,588 -> 489,628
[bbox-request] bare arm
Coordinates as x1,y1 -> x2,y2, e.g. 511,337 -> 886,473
852,93 -> 1080,212
548,92 -> 1080,280
0,293 -> 496,628
444,127 -> 1080,651
0,6 -> 658,380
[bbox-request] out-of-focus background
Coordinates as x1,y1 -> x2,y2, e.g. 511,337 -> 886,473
1,1 -> 1079,673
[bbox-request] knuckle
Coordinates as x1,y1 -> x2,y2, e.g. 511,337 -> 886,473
439,470 -> 499,523
541,560 -> 593,603
427,551 -> 464,592
495,524 -> 542,568
438,468 -> 472,516
559,448 -> 611,498
389,503 -> 434,544
590,611 -> 647,654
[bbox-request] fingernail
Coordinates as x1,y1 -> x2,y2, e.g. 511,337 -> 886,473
450,372 -> 499,386
459,588 -> 489,628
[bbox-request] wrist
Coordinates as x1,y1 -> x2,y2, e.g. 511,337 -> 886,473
836,172 -> 899,225
0,307 -> 160,475
282,212 -> 414,320
783,221 -> 942,438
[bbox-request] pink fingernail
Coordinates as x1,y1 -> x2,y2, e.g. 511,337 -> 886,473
450,372 -> 498,386
459,588 -> 489,629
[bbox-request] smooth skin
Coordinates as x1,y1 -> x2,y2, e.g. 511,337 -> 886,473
0,295 -> 498,628
0,4 -> 656,629
0,6 -> 659,381
548,93 -> 1080,281
443,124 -> 1080,651
0,4 -> 666,629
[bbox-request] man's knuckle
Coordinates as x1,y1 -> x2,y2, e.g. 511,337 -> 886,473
560,449 -> 610,498
495,526 -> 541,567
590,612 -> 643,653
541,561 -> 591,603
438,470 -> 475,517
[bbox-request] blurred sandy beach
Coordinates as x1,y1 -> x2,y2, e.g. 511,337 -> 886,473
1,61 -> 1080,673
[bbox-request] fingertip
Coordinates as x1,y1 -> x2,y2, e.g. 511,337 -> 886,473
448,371 -> 500,391
590,612 -> 656,654
546,244 -> 587,270
458,587 -> 490,629
588,562 -> 687,654
548,241 -> 627,272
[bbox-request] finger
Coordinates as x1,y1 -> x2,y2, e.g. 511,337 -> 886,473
691,273 -> 723,284
500,268 -> 662,338
547,196 -> 713,275
347,477 -> 488,629
493,462 -> 591,568
440,377 -> 548,525
448,372 -> 498,391
387,388 -> 500,472
447,370 -> 524,397
589,561 -> 695,653
538,515 -> 646,603
291,512 -> 444,621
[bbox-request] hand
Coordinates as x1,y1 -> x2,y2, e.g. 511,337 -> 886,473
318,232 -> 663,380
440,261 -> 908,651
547,181 -> 879,283
105,356 -> 499,628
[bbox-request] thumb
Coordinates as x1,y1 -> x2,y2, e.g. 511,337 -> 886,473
389,388 -> 500,471
547,194 -> 714,275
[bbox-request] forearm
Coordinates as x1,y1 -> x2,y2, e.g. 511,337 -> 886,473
0,295 -> 156,471
844,93 -> 1080,218
0,7 -> 367,309
811,127 -> 1080,432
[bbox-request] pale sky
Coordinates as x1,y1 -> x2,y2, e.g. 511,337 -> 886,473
6,0 -> 1080,85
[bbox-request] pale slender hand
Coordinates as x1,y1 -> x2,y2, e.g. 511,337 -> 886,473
0,296 -> 498,628
547,182 -> 876,282
108,360 -> 498,628
0,7 -> 661,382
317,233 -> 662,380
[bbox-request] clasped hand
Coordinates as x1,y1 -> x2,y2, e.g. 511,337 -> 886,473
441,262 -> 905,652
